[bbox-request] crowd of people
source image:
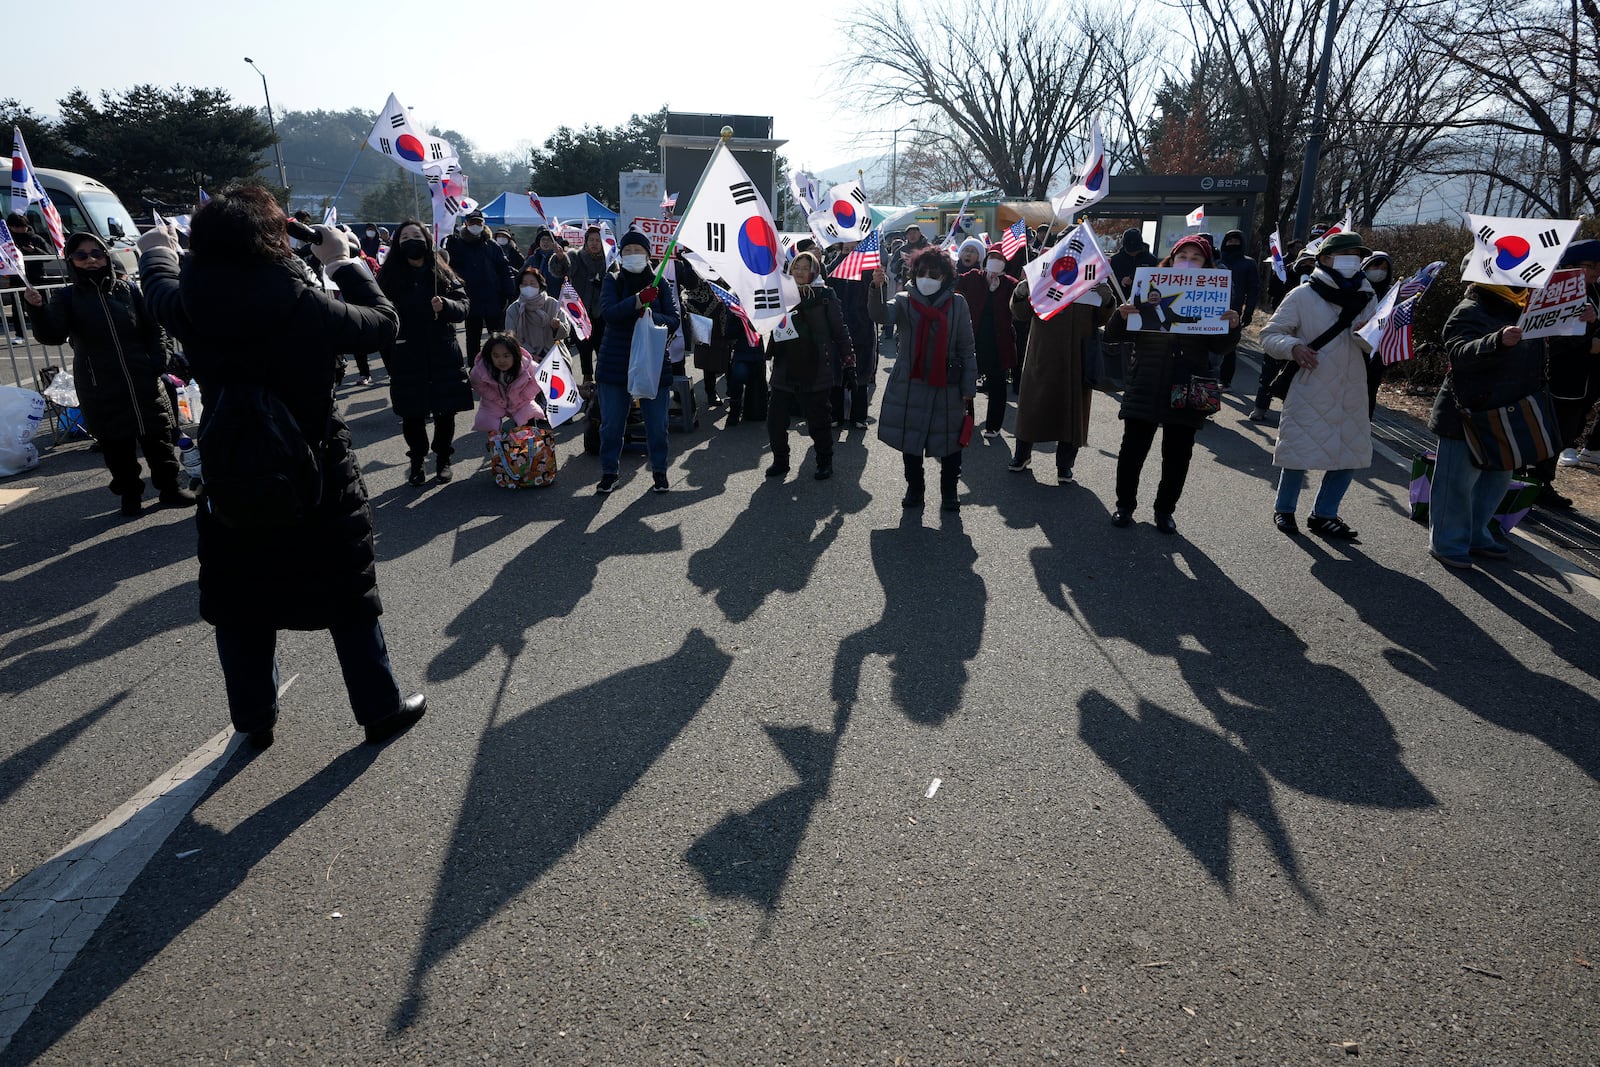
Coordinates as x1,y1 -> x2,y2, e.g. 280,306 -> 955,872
12,184 -> 1600,743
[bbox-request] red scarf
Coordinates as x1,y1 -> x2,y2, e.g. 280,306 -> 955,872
909,295 -> 951,387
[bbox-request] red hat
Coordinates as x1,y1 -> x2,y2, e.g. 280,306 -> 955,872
1169,234 -> 1215,266
986,242 -> 1008,258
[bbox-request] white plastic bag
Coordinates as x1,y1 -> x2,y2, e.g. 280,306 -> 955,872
177,380 -> 203,424
690,313 -> 713,345
0,386 -> 45,477
43,370 -> 79,407
628,317 -> 668,399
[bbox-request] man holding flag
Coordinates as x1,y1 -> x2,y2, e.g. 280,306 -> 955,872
593,230 -> 679,495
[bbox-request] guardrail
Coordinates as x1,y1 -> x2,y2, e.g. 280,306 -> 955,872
2,283 -> 75,396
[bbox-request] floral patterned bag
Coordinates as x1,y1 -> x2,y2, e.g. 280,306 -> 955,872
488,425 -> 557,488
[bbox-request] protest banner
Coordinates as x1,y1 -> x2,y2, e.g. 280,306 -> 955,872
1128,266 -> 1233,334
628,216 -> 679,258
1517,269 -> 1592,339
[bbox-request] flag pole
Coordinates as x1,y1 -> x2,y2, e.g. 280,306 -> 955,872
328,143 -> 366,213
650,126 -> 734,287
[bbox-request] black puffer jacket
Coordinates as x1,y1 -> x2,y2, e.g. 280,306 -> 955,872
1431,286 -> 1549,441
138,245 -> 400,630
770,285 -> 853,392
378,261 -> 474,419
1104,312 -> 1230,430
442,231 -> 515,315
26,232 -> 174,441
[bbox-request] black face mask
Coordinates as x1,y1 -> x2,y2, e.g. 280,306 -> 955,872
399,238 -> 429,260
1224,243 -> 1241,254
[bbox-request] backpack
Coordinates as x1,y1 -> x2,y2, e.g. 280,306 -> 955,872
198,383 -> 323,530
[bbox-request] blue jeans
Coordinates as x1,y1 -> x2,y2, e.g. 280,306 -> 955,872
1275,467 -> 1356,517
1429,435 -> 1512,558
598,380 -> 670,476
215,620 -> 402,732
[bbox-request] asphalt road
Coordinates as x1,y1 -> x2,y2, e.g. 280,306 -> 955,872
2,347 -> 1598,1065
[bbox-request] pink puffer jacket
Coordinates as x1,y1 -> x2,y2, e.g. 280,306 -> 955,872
470,349 -> 545,432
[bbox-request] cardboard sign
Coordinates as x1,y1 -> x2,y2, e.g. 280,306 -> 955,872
1127,267 -> 1233,334
1518,268 -> 1592,339
628,217 -> 678,258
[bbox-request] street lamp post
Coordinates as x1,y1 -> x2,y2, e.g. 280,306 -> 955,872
244,57 -> 289,191
890,121 -> 918,204
1291,0 -> 1339,242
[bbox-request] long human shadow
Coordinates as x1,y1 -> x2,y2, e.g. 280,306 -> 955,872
1071,539 -> 1434,810
1308,544 -> 1600,784
685,512 -> 986,913
1078,690 -> 1315,902
1,496 -> 197,634
4,745 -> 379,1063
986,481 -> 1431,889
394,629 -> 732,1030
685,448 -> 872,624
426,492 -> 681,682
0,582 -> 195,696
0,691 -> 125,810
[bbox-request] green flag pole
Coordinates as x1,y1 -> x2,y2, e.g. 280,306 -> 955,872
650,126 -> 735,287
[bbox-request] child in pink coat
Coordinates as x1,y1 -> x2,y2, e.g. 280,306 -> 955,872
470,332 -> 545,432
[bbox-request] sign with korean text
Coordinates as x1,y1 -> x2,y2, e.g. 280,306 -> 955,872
1517,269 -> 1592,339
1128,267 -> 1233,334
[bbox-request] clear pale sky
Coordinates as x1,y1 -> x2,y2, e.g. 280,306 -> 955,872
8,0 -> 907,176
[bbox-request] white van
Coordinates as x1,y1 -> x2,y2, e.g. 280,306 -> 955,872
3,158 -> 142,278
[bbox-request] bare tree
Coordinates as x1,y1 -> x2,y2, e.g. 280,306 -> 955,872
1425,0 -> 1599,216
1316,19 -> 1485,226
1172,0 -> 1406,234
835,0 -> 1161,198
891,130 -> 999,201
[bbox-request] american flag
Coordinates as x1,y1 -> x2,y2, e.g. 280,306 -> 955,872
1379,260 -> 1443,365
1379,294 -> 1420,365
829,228 -> 881,281
707,277 -> 761,347
661,191 -> 677,218
999,219 -> 1028,260
559,279 -> 592,340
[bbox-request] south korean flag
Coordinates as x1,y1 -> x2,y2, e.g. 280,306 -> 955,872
805,180 -> 873,248
1462,212 -> 1582,289
1023,222 -> 1111,321
366,92 -> 459,179
676,143 -> 799,337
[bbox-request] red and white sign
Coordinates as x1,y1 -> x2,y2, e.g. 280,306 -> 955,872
1518,268 -> 1593,339
628,216 -> 678,257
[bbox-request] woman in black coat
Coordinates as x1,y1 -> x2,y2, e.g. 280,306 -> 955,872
136,185 -> 425,748
1103,234 -> 1237,534
768,251 -> 854,480
379,219 -> 474,485
24,231 -> 192,516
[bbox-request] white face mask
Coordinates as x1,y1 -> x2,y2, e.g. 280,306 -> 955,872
496,236 -> 510,247
985,258 -> 1005,276
1365,267 -> 1388,283
520,285 -> 539,300
466,224 -> 484,236
1330,255 -> 1362,277
916,276 -> 942,296
620,254 -> 649,274
365,229 -> 376,238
